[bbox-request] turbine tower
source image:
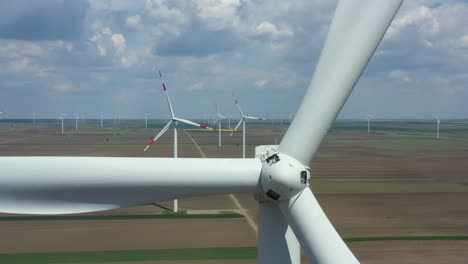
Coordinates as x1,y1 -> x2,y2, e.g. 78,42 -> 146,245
73,113 -> 79,132
0,1 -> 403,263
142,70 -> 212,212
215,105 -> 226,147
144,113 -> 149,129
367,115 -> 373,133
59,114 -> 67,134
100,112 -> 104,129
32,112 -> 37,125
436,116 -> 440,139
230,95 -> 265,158
227,114 -> 232,130
0,107 -> 7,119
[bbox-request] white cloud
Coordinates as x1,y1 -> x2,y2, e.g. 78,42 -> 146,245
189,82 -> 205,91
111,34 -> 126,54
53,82 -> 77,93
255,21 -> 293,40
125,15 -> 141,29
145,0 -> 187,25
209,65 -> 225,75
195,0 -> 240,30
388,70 -> 412,83
90,72 -> 108,82
144,0 -> 189,39
388,5 -> 440,38
0,41 -> 44,58
459,34 -> 468,48
232,52 -> 242,60
255,79 -> 269,87
8,58 -> 29,72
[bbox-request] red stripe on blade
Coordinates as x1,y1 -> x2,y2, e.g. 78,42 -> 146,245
148,140 -> 155,146
162,83 -> 167,91
200,124 -> 207,129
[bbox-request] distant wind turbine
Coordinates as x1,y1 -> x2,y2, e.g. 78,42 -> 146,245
32,112 -> 37,125
73,113 -> 79,132
100,112 -> 104,129
59,114 -> 67,134
436,116 -> 440,139
230,95 -> 265,158
367,115 -> 373,133
215,104 -> 226,147
0,108 -> 7,119
227,113 -> 232,130
142,70 -> 212,212
144,113 -> 149,129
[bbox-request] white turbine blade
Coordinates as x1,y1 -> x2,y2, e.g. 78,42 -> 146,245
0,157 -> 261,215
258,201 -> 300,263
173,117 -> 212,130
279,0 -> 403,166
279,188 -> 358,264
143,121 -> 172,152
230,119 -> 243,136
244,116 -> 265,120
158,70 -> 175,118
232,95 -> 245,117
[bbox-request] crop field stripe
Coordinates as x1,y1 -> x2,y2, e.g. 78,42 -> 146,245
0,213 -> 243,221
311,183 -> 468,193
344,236 -> 468,242
2,237 -> 468,263
0,247 -> 257,264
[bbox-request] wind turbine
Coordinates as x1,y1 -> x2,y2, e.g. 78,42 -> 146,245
435,116 -> 440,139
144,113 -> 149,129
142,70 -> 212,212
0,107 -> 6,119
100,112 -> 104,129
367,115 -> 373,133
59,114 -> 67,134
32,112 -> 37,125
215,105 -> 226,147
230,95 -> 265,159
227,114 -> 232,130
0,1 -> 403,263
73,113 -> 79,132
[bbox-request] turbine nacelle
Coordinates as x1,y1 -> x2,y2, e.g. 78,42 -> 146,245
258,146 -> 310,201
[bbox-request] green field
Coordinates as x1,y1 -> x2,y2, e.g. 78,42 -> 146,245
312,183 -> 468,194
2,236 -> 468,264
0,213 -> 243,222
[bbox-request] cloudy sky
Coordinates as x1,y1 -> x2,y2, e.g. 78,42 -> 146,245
0,0 -> 467,119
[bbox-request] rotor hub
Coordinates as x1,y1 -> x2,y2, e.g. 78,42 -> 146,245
258,148 -> 310,201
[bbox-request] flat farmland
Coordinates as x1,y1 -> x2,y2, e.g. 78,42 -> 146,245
0,119 -> 467,263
